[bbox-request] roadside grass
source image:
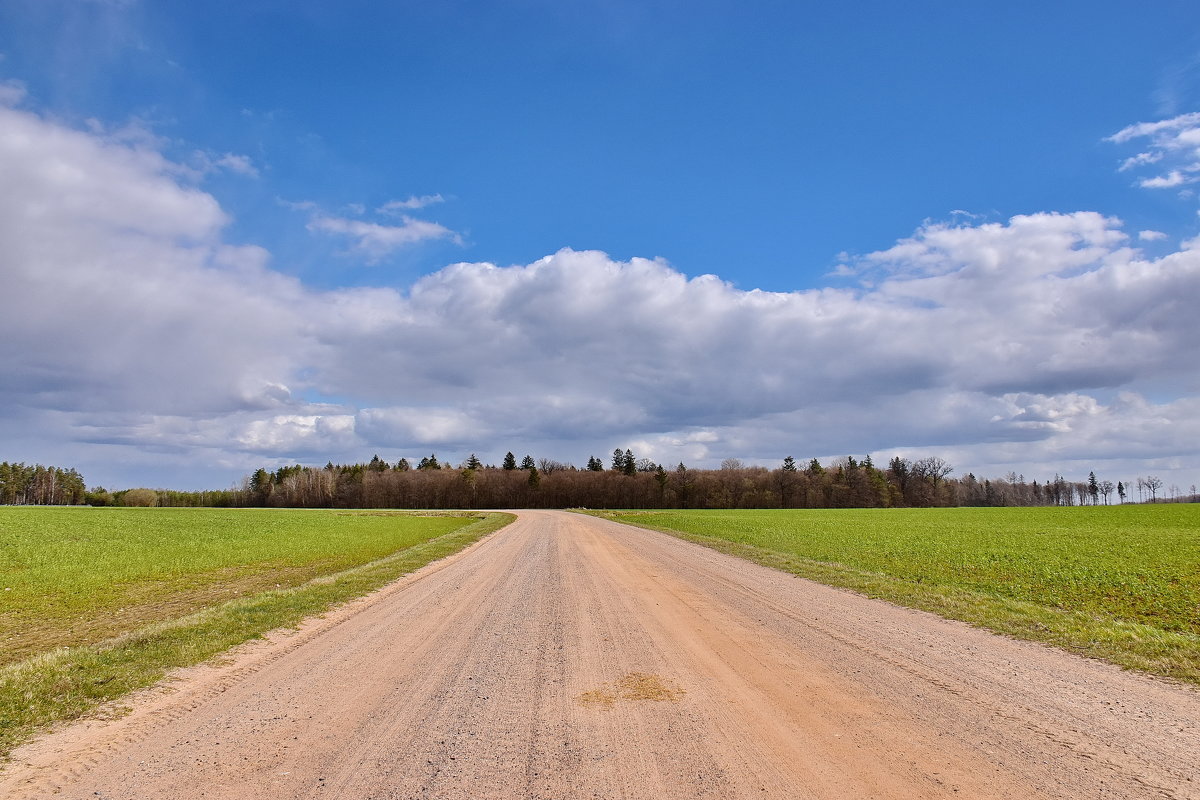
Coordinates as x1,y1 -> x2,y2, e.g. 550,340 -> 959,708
0,508 -> 513,758
584,506 -> 1200,686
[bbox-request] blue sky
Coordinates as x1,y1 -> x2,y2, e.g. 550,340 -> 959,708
1,0 -> 1199,492
8,0 -> 1199,287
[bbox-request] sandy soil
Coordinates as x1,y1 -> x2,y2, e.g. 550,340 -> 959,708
3,510 -> 1198,799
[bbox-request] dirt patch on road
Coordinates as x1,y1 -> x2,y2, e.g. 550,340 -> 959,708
577,671 -> 686,709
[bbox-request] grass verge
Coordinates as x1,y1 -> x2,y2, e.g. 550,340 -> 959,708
579,508 -> 1200,687
2,507 -> 489,664
0,511 -> 513,759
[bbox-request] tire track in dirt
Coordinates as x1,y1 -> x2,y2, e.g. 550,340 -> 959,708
2,510 -> 1197,799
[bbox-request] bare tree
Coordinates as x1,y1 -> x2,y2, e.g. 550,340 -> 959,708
538,458 -> 571,475
911,456 -> 953,485
1144,476 -> 1163,502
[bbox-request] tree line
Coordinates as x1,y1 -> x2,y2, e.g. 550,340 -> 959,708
4,455 -> 1192,509
159,451 -> 1191,510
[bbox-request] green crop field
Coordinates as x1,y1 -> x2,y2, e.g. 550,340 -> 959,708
596,505 -> 1200,684
0,507 -> 513,756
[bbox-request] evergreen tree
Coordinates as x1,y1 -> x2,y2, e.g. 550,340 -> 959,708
520,454 -> 536,470
622,449 -> 637,476
250,468 -> 271,493
655,463 -> 669,494
674,462 -> 692,508
502,452 -> 517,470
466,453 -> 483,470
782,456 -> 798,472
461,466 -> 478,506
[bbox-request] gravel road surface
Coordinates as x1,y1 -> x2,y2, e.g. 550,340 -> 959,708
3,509 -> 1198,799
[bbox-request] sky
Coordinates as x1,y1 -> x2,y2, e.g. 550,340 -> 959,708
1,0 -> 1199,493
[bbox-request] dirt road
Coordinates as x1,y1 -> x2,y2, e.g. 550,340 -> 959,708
4,510 -> 1199,799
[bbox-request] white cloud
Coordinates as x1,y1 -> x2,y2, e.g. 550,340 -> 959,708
1107,111 -> 1200,144
210,152 -> 259,178
378,194 -> 445,213
1138,229 -> 1168,241
0,103 -> 305,434
306,213 -> 460,263
237,414 -> 357,453
2,102 -> 1199,489
179,150 -> 260,180
1118,151 -> 1162,171
1108,112 -> 1200,195
1140,169 -> 1191,188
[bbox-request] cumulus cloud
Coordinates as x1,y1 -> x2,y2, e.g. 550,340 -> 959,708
0,103 -> 309,464
2,102 -> 1199,488
1138,229 -> 1168,241
237,414 -> 357,454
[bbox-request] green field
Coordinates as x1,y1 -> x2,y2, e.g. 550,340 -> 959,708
597,505 -> 1200,684
0,507 -> 512,756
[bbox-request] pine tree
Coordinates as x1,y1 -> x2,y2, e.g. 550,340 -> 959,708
466,453 -> 482,470
622,449 -> 636,476
502,452 -> 517,470
782,456 -> 797,472
250,468 -> 271,493
520,454 -> 536,470
655,463 -> 669,495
